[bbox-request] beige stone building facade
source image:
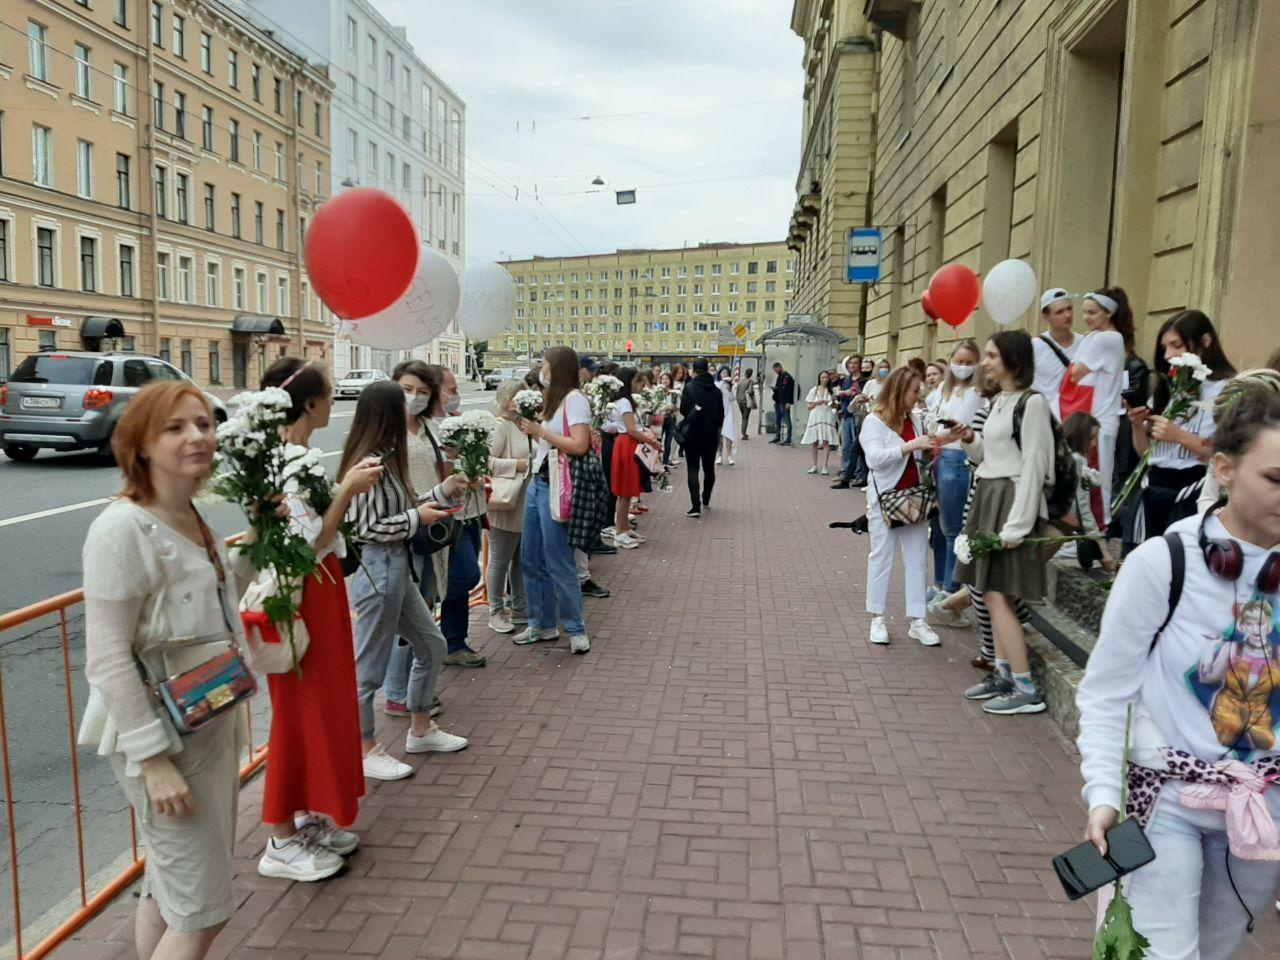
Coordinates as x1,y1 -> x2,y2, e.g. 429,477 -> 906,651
0,0 -> 332,388
791,0 -> 1280,368
501,242 -> 795,361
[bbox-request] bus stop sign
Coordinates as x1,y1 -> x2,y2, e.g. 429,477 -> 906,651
846,228 -> 883,283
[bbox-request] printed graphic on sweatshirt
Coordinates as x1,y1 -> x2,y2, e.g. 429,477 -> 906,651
1190,597 -> 1280,757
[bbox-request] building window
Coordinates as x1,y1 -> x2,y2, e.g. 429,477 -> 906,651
158,337 -> 170,361
201,106 -> 213,150
315,160 -> 323,195
76,140 -> 93,197
174,91 -> 186,138
178,256 -> 192,303
747,261 -> 759,275
251,64 -> 261,102
172,14 -> 185,58
209,341 -> 221,382
275,209 -> 285,250
367,34 -> 376,66
113,63 -> 129,113
80,237 -> 97,292
402,162 -> 410,192
0,221 -> 7,282
38,330 -> 57,350
228,119 -> 240,162
766,259 -> 778,273
252,131 -> 262,170
301,280 -> 310,319
180,340 -> 193,376
345,16 -> 357,50
315,101 -> 323,135
274,142 -> 283,180
230,193 -> 241,238
74,43 -> 91,99
175,173 -> 189,223
273,77 -> 282,114
113,0 -> 128,28
119,244 -> 134,296
153,81 -> 164,129
347,128 -> 358,163
150,2 -> 162,46
28,21 -> 48,81
200,31 -> 211,73
153,165 -> 167,217
276,276 -> 288,314
156,252 -> 170,299
35,227 -> 55,285
233,267 -> 245,309
228,50 -> 239,89
255,272 -> 267,310
203,183 -> 214,229
32,125 -> 52,187
254,202 -> 264,244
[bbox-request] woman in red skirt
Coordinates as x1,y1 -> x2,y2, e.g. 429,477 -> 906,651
252,359 -> 382,882
609,367 -> 663,550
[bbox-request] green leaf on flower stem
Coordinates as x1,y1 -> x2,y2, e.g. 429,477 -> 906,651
1093,886 -> 1149,960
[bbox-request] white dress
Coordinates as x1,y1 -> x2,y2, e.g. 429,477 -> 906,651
718,380 -> 739,443
800,387 -> 839,445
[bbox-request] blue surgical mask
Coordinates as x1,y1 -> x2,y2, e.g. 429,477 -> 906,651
443,394 -> 462,415
877,368 -> 889,379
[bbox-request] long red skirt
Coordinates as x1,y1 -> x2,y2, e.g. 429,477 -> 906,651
611,434 -> 642,498
261,553 -> 365,827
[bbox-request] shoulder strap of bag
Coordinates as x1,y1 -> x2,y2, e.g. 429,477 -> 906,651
1011,390 -> 1031,450
1040,333 -> 1071,368
194,509 -> 238,640
1149,532 -> 1185,653
423,422 -> 446,469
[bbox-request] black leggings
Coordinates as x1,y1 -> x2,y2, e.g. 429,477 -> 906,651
686,443 -> 717,511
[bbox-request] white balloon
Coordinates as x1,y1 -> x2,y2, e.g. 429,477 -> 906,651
457,262 -> 517,341
981,259 -> 1038,327
349,244 -> 460,350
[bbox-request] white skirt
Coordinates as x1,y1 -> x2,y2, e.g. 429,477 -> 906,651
801,419 -> 839,445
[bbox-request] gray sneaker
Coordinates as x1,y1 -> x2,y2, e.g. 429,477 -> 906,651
963,674 -> 1014,701
982,688 -> 1047,715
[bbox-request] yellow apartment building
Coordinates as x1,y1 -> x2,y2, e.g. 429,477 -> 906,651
791,0 -> 1280,368
0,0 -> 333,388
500,242 -> 795,360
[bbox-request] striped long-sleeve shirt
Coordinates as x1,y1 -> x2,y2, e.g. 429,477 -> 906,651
346,461 -> 454,545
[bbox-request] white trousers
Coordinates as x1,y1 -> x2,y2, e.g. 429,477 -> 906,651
1098,418 -> 1120,528
865,512 -> 928,619
1119,786 -> 1280,960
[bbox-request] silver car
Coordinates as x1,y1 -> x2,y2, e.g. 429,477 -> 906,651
0,352 -> 227,462
332,368 -> 389,399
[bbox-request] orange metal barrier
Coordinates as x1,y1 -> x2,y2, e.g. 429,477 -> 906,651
0,532 -> 488,960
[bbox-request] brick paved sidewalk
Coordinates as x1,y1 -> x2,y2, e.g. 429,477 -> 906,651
69,441 -> 1279,959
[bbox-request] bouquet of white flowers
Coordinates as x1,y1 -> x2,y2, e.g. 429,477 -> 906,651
583,375 -> 623,431
513,389 -> 544,421
209,388 -> 317,674
438,410 -> 500,512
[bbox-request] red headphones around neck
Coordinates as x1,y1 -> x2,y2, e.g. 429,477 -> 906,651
1198,503 -> 1280,595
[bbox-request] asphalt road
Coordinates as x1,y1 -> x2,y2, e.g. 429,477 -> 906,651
0,383 -> 494,955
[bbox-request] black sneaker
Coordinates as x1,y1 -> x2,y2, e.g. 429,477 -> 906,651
581,579 -> 611,598
591,539 -> 618,555
852,477 -> 868,488
830,479 -> 850,489
686,508 -> 701,518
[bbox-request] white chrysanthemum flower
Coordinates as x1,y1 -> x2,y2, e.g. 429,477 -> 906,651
954,534 -> 972,565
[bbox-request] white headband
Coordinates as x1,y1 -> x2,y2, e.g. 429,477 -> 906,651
1084,292 -> 1119,315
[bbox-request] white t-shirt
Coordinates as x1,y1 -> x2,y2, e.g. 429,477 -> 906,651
862,377 -> 886,401
1150,377 -> 1227,469
1031,331 -> 1083,420
605,396 -> 634,436
533,390 -> 591,472
938,386 -> 986,450
1075,329 -> 1126,419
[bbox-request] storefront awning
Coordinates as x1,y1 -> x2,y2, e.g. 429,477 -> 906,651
81,316 -> 125,339
232,315 -> 286,335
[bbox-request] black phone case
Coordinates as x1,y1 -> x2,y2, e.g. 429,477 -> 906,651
1052,817 -> 1156,900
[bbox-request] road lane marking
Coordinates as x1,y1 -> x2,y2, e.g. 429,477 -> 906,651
0,497 -> 113,528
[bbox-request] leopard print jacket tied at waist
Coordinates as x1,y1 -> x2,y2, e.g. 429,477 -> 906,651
1127,749 -> 1280,861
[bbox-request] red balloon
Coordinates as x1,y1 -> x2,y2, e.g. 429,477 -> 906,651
929,264 -> 981,328
304,188 -> 418,319
921,290 -> 940,322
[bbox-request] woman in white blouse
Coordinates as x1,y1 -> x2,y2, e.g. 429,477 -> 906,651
1066,287 -> 1135,528
953,331 -> 1056,716
80,381 -> 245,957
931,340 -> 986,599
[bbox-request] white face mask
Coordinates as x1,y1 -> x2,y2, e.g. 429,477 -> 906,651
539,369 -> 551,388
950,362 -> 976,381
443,394 -> 462,415
405,393 -> 430,417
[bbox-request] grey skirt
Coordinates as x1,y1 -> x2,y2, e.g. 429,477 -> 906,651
952,477 -> 1048,601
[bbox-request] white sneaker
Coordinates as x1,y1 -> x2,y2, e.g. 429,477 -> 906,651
820,468 -> 829,476
488,612 -> 514,634
727,458 -> 736,465
405,722 -> 468,754
807,466 -> 818,474
909,619 -> 941,647
715,454 -> 723,465
627,530 -> 648,543
513,626 -> 560,645
926,597 -> 972,628
258,833 -> 344,882
569,634 -> 590,655
601,525 -> 617,539
613,532 -> 640,549
295,816 -> 359,856
363,743 -> 413,781
869,617 -> 890,645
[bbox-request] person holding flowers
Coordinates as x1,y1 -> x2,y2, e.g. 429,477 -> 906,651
1122,310 -> 1235,540
1062,412 -> 1120,574
952,331 -> 1056,715
1076,388 -> 1280,960
340,380 -> 470,782
608,367 -> 663,549
251,359 -> 382,882
485,381 -> 539,635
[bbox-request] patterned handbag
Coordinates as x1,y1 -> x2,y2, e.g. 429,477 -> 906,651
549,408 -> 574,521
875,484 -> 937,528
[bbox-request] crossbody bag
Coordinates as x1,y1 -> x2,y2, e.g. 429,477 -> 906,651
868,425 -> 937,528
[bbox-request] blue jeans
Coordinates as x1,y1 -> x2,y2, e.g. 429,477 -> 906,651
521,476 -> 586,635
935,448 -> 970,592
773,403 -> 792,444
441,520 -> 482,654
839,414 -> 866,481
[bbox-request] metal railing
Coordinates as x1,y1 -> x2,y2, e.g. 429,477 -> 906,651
1,535 -> 488,960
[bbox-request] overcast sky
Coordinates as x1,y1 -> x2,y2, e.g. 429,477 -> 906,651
380,0 -> 804,264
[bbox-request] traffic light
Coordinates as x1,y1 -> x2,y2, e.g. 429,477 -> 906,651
626,340 -> 634,354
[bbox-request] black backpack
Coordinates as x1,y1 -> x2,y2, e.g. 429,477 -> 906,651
1011,390 -> 1078,523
